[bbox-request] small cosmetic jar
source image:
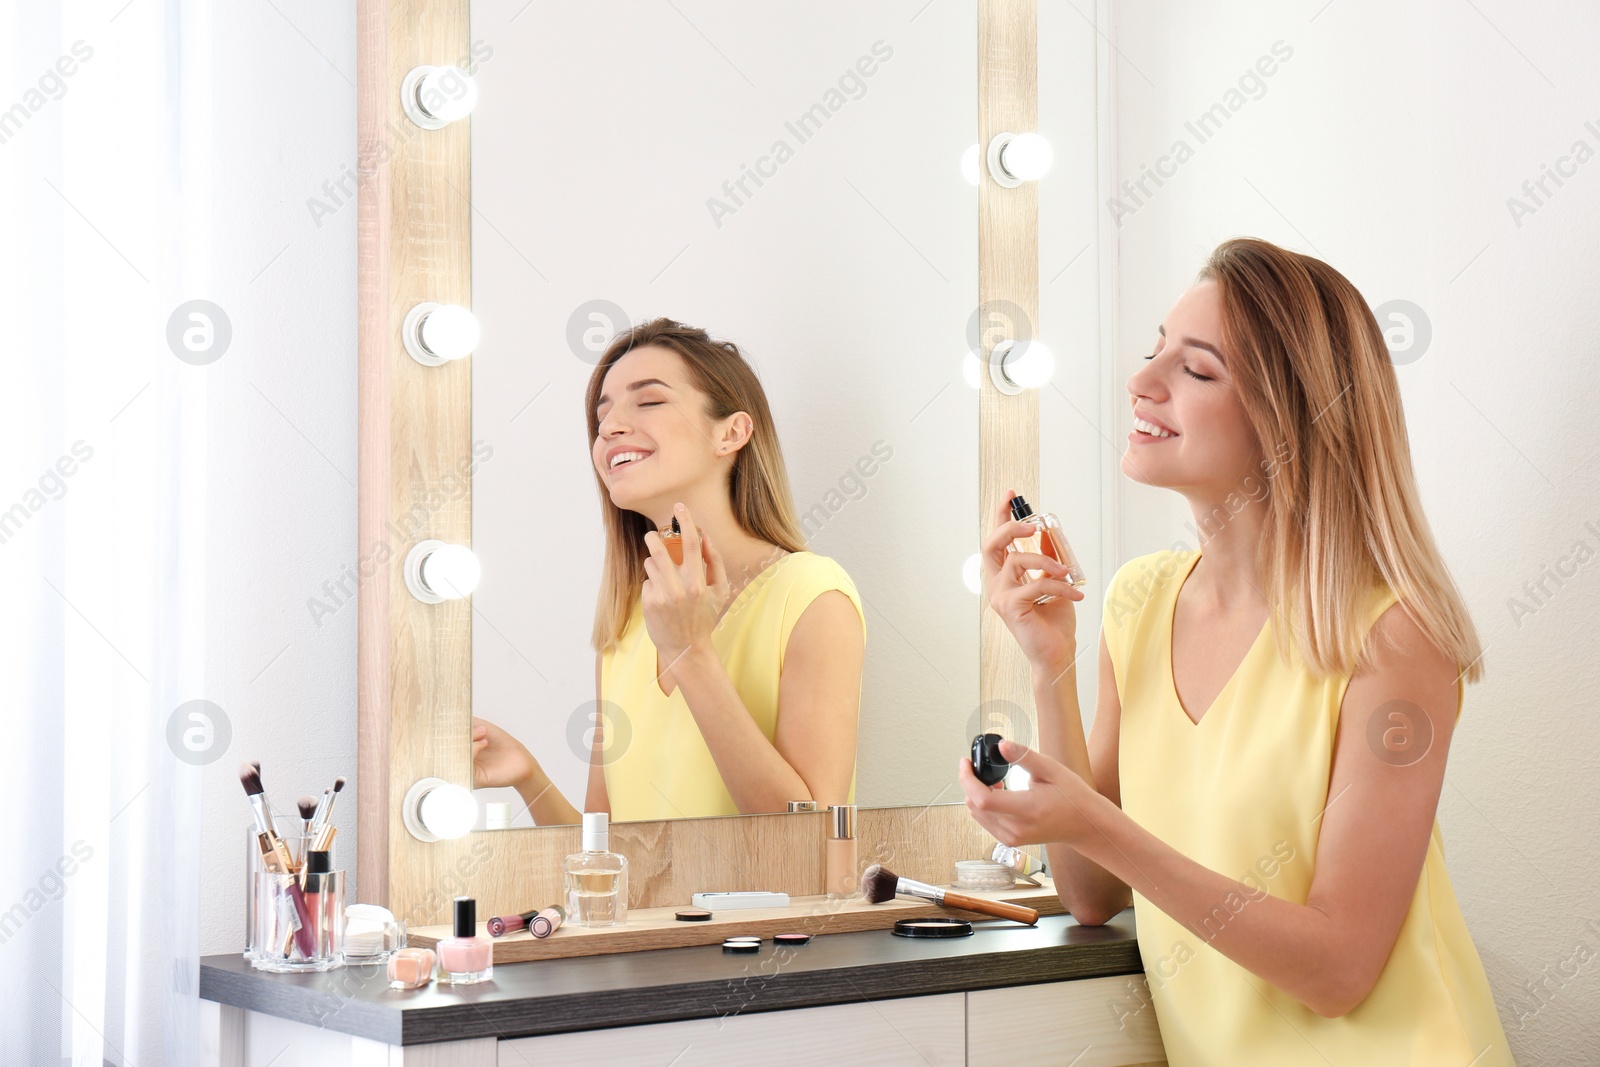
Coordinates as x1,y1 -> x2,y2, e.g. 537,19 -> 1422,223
388,947 -> 436,990
954,860 -> 1016,891
344,903 -> 407,964
892,917 -> 973,938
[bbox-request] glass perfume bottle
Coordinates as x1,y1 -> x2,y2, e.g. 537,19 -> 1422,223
659,516 -> 684,565
1006,495 -> 1087,603
436,896 -> 493,985
564,812 -> 629,927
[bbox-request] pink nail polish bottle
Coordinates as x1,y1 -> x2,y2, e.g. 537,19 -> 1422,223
436,896 -> 494,985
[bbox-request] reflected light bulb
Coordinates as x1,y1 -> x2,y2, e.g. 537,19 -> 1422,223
963,552 -> 983,595
961,143 -> 981,186
419,304 -> 479,362
1001,133 -> 1053,181
963,351 -> 982,389
421,543 -> 481,599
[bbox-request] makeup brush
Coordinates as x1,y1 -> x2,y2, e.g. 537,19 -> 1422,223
295,795 -> 318,867
861,863 -> 1038,925
312,776 -> 347,850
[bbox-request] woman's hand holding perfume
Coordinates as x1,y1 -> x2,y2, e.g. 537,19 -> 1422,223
982,490 -> 1086,675
641,503 -> 732,671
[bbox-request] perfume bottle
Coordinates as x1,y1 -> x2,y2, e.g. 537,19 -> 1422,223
659,516 -> 684,565
1006,495 -> 1087,602
564,812 -> 629,927
436,896 -> 493,985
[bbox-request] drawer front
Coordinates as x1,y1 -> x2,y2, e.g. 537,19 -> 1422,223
968,975 -> 1167,1067
498,992 -> 966,1066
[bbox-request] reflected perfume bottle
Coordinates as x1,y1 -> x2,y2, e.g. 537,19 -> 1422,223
436,896 -> 493,985
564,812 -> 629,927
1006,495 -> 1087,602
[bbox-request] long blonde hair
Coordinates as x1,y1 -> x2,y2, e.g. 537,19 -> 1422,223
586,318 -> 809,652
1198,237 -> 1484,683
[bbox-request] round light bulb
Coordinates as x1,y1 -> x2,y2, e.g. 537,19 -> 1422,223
1001,133 -> 1053,181
961,143 -> 981,187
421,543 -> 481,599
420,67 -> 478,123
1006,339 -> 1055,389
963,552 -> 983,595
418,782 -> 477,840
419,304 -> 479,361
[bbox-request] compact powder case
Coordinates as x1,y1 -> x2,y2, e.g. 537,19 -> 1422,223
722,939 -> 760,953
892,917 -> 974,938
773,933 -> 811,946
970,733 -> 1010,786
675,909 -> 713,922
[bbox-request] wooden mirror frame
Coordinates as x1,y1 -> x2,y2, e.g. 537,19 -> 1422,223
357,0 -> 1048,928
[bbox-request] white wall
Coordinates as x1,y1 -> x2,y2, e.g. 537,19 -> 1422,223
1106,1 -> 1600,1061
200,0 -> 361,954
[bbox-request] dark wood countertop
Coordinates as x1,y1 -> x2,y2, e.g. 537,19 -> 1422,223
199,909 -> 1143,1046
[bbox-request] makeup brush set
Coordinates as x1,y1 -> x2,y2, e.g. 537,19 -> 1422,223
239,761 -> 350,971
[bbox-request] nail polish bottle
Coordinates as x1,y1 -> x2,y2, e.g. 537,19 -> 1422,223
659,516 -> 684,565
1006,495 -> 1087,602
436,896 -> 494,985
826,805 -> 858,897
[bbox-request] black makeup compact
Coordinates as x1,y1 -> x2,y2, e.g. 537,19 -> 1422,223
892,917 -> 974,938
970,732 -> 1010,786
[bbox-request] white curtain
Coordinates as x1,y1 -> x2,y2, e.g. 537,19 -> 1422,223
1,0 -> 209,1063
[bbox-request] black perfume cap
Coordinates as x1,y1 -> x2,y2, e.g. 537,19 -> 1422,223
453,896 -> 477,938
670,516 -> 680,534
1009,495 -> 1035,521
305,850 -> 332,875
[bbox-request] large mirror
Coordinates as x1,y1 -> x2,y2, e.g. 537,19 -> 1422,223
466,2 -> 987,825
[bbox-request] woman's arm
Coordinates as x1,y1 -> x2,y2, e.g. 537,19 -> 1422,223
1031,632 -> 1134,925
642,503 -> 862,813
471,718 -> 582,826
584,652 -> 611,815
667,589 -> 862,812
961,603 -> 1458,1018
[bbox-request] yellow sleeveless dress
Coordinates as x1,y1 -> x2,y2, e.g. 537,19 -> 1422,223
600,550 -> 864,822
1103,548 -> 1515,1066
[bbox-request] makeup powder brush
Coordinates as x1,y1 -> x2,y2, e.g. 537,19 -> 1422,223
861,863 -> 1039,925
295,795 -> 318,867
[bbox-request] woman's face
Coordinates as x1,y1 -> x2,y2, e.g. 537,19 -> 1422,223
591,345 -> 747,517
1122,280 -> 1262,492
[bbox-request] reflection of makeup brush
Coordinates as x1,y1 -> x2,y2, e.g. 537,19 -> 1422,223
861,863 -> 1038,925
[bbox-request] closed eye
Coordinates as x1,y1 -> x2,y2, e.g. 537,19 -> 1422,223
1145,353 -> 1212,382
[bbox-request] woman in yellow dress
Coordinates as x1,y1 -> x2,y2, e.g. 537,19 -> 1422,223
960,238 -> 1516,1065
473,318 -> 866,825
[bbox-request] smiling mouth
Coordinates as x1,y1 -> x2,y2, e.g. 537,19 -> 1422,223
608,450 -> 653,471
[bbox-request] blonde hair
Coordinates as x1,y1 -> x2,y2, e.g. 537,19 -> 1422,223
1197,237 -> 1484,683
585,318 -> 809,652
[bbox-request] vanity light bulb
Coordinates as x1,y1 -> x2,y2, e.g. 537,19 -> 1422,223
420,305 -> 479,362
401,65 -> 480,130
418,782 -> 477,840
1006,339 -> 1055,389
989,339 -> 1055,394
421,544 -> 482,599
961,143 -> 981,187
963,553 -> 983,595
404,540 -> 482,604
402,777 -> 477,842
1001,133 -> 1053,181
